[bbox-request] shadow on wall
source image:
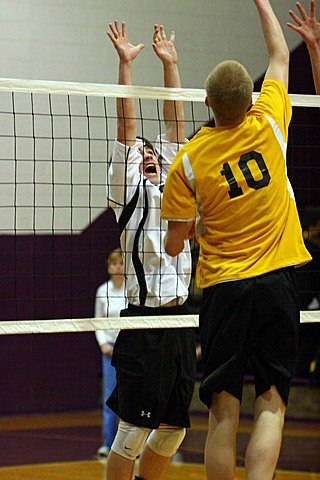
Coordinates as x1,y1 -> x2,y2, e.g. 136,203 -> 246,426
255,43 -> 320,208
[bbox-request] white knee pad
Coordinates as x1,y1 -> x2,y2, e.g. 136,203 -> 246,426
111,421 -> 149,460
146,425 -> 186,457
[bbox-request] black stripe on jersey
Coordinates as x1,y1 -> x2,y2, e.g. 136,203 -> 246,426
118,178 -> 149,306
132,178 -> 148,306
118,179 -> 141,235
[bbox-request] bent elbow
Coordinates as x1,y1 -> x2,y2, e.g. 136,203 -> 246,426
165,244 -> 179,257
164,224 -> 186,257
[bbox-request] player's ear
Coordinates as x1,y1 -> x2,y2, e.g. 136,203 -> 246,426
205,97 -> 209,108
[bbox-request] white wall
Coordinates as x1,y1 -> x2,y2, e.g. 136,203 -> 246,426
0,0 -> 303,87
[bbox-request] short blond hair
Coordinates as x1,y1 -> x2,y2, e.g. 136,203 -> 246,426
107,248 -> 123,267
205,60 -> 253,126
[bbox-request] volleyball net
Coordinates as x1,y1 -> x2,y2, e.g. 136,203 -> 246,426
0,78 -> 320,335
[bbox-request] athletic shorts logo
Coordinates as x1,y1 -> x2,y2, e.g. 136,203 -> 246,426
141,410 -> 151,418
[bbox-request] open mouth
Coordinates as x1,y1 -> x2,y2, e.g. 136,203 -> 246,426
145,163 -> 157,174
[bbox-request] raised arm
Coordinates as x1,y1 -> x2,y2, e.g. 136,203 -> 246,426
107,21 -> 145,146
152,24 -> 185,143
253,0 -> 290,89
288,1 -> 320,94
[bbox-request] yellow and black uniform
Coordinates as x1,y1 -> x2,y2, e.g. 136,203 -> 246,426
161,78 -> 311,407
161,79 -> 311,287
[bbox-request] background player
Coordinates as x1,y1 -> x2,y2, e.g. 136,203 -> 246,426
94,248 -> 126,458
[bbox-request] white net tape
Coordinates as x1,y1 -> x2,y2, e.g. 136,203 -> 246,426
1,77 -> 320,106
0,315 -> 199,335
0,312 -> 319,335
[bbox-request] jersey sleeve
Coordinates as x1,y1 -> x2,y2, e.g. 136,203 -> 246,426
250,79 -> 292,142
107,140 -> 142,207
161,150 -> 196,221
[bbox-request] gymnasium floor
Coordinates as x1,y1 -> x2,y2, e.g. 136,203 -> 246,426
0,406 -> 319,480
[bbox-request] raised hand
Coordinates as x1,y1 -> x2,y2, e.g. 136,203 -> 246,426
152,24 -> 177,65
288,1 -> 320,47
107,20 -> 145,63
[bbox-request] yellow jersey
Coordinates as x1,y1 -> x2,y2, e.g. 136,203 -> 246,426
161,79 -> 311,288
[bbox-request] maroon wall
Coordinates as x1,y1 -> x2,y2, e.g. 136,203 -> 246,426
0,209 -> 120,414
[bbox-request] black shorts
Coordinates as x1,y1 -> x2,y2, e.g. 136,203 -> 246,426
107,303 -> 196,429
199,267 -> 299,408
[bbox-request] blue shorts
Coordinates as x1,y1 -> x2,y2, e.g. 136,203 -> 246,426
199,267 -> 299,407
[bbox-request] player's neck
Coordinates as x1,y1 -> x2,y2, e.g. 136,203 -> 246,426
112,276 -> 124,289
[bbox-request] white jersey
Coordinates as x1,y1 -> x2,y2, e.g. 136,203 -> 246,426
94,279 -> 127,346
107,134 -> 191,308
